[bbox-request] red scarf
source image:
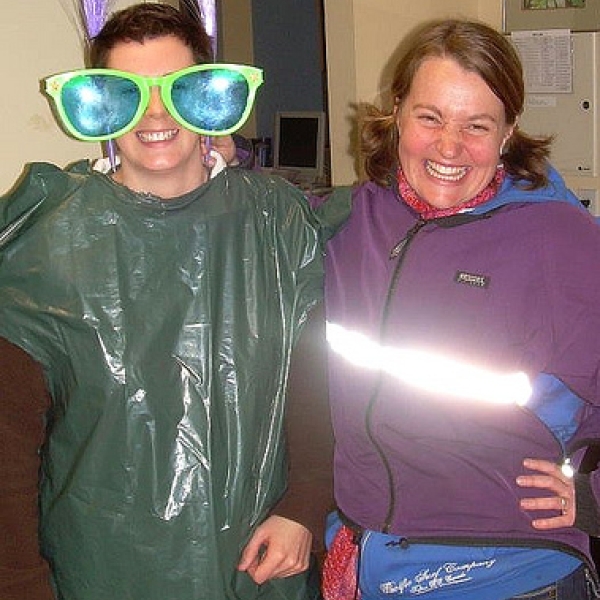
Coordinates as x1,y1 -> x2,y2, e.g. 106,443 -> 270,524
322,525 -> 360,600
397,166 -> 505,219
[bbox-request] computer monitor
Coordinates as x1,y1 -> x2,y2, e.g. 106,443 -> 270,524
272,111 -> 327,186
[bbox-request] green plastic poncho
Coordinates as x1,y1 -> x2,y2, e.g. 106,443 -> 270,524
0,161 -> 350,600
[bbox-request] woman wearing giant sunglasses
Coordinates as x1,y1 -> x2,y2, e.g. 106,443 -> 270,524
44,38 -> 262,196
0,3 -> 347,600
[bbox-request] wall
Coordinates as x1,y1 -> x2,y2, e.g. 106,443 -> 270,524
1,2 -> 112,194
219,0 -> 256,139
323,0 -> 503,185
250,0 -> 325,141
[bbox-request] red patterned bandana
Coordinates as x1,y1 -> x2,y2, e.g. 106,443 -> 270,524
322,525 -> 360,600
397,165 -> 505,220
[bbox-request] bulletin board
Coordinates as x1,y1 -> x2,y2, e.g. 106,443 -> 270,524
503,1 -> 600,33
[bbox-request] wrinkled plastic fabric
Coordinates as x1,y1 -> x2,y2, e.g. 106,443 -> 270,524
0,161 -> 350,600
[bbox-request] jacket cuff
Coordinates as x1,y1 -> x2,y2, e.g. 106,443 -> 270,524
574,473 -> 600,536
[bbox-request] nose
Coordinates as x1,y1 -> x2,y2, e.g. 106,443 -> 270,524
436,123 -> 462,159
145,86 -> 168,118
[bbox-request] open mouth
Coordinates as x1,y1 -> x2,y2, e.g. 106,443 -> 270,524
136,129 -> 178,143
425,160 -> 469,182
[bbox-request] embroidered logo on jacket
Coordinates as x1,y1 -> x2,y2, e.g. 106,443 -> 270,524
454,271 -> 490,288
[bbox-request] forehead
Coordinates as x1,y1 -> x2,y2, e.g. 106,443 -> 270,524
407,57 -> 505,119
106,35 -> 196,74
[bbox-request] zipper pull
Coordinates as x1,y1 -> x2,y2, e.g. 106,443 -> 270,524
561,457 -> 575,478
389,218 -> 426,260
389,240 -> 405,260
385,537 -> 410,549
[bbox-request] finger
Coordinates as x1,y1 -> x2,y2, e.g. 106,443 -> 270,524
516,472 -> 573,498
520,495 -> 568,512
522,458 -> 560,475
530,514 -> 573,529
516,474 -> 559,490
520,496 -> 554,511
237,536 -> 265,572
521,496 -> 575,528
523,458 -> 572,484
246,549 -> 303,584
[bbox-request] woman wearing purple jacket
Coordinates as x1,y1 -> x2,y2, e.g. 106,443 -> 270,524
321,19 -> 600,600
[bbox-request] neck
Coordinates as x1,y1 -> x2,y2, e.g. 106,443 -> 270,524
397,166 -> 505,219
113,160 -> 210,200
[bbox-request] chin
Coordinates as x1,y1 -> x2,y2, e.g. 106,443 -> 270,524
423,195 -> 463,210
142,156 -> 189,172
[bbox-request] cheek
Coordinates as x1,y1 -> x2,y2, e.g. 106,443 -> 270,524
114,132 -> 136,150
180,132 -> 204,158
177,126 -> 200,143
398,128 -> 430,163
468,141 -> 502,167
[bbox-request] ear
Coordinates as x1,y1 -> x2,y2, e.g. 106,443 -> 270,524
500,120 -> 517,155
504,117 -> 518,144
393,102 -> 403,135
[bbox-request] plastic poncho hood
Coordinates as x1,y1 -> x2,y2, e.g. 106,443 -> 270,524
0,162 -> 349,600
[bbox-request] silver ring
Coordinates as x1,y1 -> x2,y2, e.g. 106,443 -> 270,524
561,497 -> 568,515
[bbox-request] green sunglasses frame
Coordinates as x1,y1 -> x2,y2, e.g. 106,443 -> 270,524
44,63 -> 264,142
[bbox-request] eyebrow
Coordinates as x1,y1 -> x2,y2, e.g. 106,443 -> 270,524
412,103 -> 499,124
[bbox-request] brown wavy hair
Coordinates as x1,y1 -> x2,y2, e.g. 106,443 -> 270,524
89,3 -> 213,68
362,19 -> 552,189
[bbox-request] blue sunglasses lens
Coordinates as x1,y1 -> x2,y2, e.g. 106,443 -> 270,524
171,69 -> 250,133
62,74 -> 141,137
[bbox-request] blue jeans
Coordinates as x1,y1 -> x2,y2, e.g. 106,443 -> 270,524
510,564 -> 599,599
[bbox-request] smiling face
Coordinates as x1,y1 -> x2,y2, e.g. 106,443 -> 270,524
397,57 -> 514,210
108,35 -> 207,198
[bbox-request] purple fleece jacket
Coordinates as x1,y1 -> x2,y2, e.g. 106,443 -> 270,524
324,167 -> 600,567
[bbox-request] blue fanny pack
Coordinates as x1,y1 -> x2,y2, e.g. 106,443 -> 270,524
326,512 -> 581,600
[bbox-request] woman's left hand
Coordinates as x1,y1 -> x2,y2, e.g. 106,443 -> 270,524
516,458 -> 575,529
237,515 -> 312,584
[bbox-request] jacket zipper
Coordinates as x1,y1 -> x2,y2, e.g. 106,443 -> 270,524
364,217 -> 427,533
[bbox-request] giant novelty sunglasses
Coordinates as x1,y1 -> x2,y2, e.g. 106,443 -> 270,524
44,63 -> 263,142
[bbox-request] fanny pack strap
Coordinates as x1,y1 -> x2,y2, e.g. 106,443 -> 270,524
337,508 -> 364,541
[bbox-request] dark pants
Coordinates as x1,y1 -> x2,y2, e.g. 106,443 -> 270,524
510,564 -> 599,600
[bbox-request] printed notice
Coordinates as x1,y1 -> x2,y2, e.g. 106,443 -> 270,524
510,29 -> 572,93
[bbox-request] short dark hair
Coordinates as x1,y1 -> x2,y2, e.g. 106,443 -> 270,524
89,3 -> 213,68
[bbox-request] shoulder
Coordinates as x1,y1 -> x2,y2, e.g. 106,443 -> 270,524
490,200 -> 599,248
7,159 -> 93,186
342,180 -> 409,226
493,202 -> 600,287
536,201 -> 600,253
352,179 -> 396,201
2,160 -> 93,208
508,197 -> 598,232
0,161 -> 95,245
494,165 -> 583,213
225,167 -> 303,197
219,168 -> 314,218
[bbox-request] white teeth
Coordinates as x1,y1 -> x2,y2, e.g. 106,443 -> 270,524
425,160 -> 468,182
137,129 -> 178,143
